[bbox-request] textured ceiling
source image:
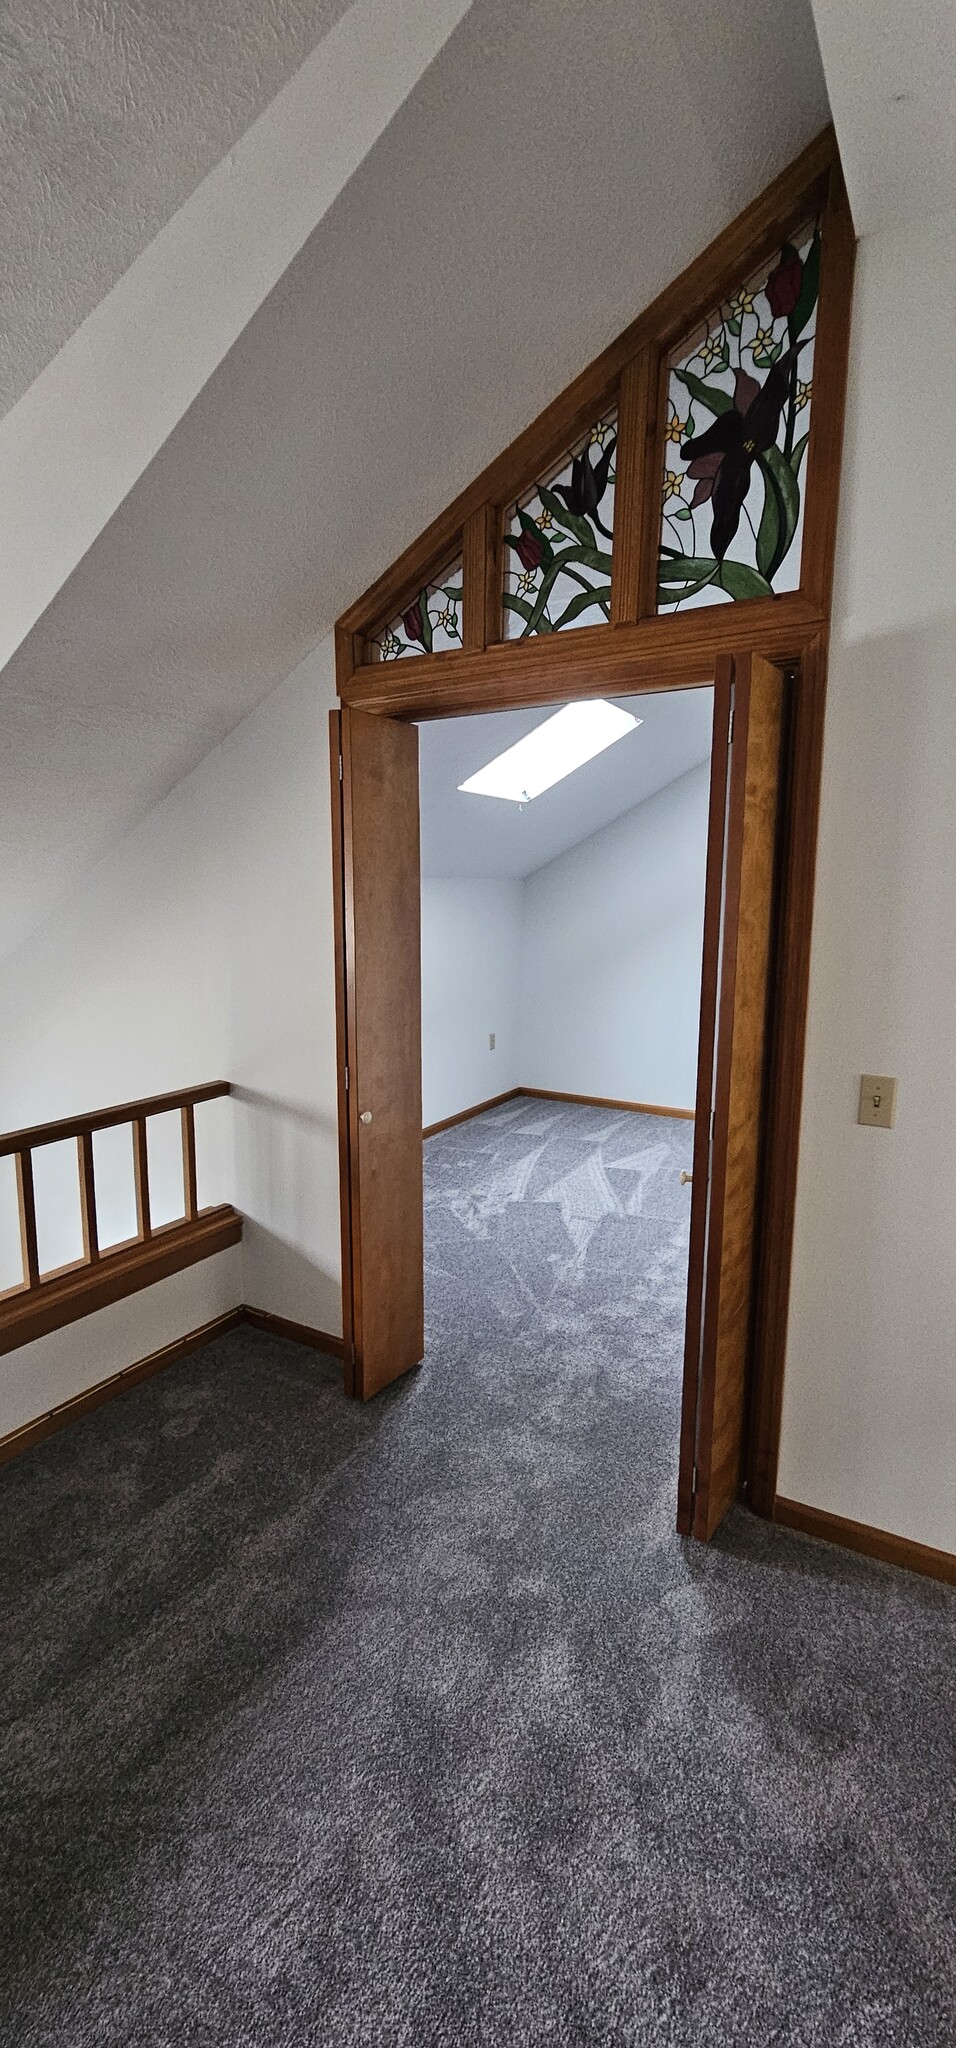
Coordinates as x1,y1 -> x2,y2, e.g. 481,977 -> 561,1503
0,0 -> 354,417
419,691 -> 715,880
0,0 -> 829,960
810,0 -> 956,232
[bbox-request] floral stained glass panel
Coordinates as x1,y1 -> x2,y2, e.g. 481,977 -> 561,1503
657,223 -> 820,612
502,413 -> 616,638
370,561 -> 463,660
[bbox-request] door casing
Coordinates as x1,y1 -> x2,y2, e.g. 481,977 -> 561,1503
330,626 -> 829,1524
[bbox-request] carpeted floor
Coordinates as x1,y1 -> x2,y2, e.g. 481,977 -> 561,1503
1,1097 -> 954,2046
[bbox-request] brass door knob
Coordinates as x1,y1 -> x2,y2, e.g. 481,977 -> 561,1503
680,1170 -> 693,1185
360,1110 -> 373,1125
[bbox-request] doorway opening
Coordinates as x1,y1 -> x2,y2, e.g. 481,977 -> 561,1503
331,648 -> 807,1542
419,686 -> 712,1503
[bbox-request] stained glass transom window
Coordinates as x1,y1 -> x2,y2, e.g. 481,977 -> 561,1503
657,223 -> 820,612
370,560 -> 463,660
502,412 -> 616,638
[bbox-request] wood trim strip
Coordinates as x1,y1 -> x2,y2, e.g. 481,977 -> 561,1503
339,595 -> 824,718
798,161 -> 856,619
676,663 -> 734,1533
0,1081 -> 232,1159
0,1207 -> 242,1357
610,347 -> 655,627
520,1088 -> 694,1119
773,1496 -> 956,1589
329,709 -> 356,1391
240,1305 -> 346,1358
423,1089 -> 523,1138
462,503 -> 498,652
335,128 -> 839,674
0,1310 -> 244,1467
746,632 -> 828,1515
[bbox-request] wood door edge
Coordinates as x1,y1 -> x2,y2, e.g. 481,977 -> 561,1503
329,709 -> 357,1397
746,632 -> 829,1514
676,657 -> 735,1535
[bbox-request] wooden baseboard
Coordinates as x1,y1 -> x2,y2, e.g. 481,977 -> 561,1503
773,1495 -> 956,1588
423,1088 -> 522,1138
520,1088 -> 695,1119
0,1308 -> 243,1466
239,1305 -> 346,1358
0,1302 -> 348,1467
0,1205 -> 243,1357
424,1087 -> 694,1137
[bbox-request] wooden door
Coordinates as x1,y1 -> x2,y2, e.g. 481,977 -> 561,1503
678,654 -> 787,1539
331,707 -> 424,1400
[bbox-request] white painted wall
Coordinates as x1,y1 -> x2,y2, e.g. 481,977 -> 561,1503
518,764 -> 710,1110
420,879 -> 522,1126
0,635 -> 341,1436
779,214 -> 956,1555
420,767 -> 709,1121
5,212 -> 956,1563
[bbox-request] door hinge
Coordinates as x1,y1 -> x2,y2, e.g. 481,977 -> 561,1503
728,702 -> 735,745
338,752 -> 344,782
344,1063 -> 349,1091
691,1462 -> 699,1500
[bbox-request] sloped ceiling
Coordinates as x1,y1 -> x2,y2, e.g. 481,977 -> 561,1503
0,0 -> 830,961
419,690 -> 715,880
810,0 -> 956,232
0,0 -> 354,417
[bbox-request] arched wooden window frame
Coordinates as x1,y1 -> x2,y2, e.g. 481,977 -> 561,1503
335,129 -> 853,716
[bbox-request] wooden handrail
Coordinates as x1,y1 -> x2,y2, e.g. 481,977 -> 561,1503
0,1080 -> 231,1158
0,1080 -> 240,1353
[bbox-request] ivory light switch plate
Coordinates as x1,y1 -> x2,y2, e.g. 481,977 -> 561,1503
858,1074 -> 897,1128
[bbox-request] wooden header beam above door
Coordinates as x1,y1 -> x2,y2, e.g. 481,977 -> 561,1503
335,127 -> 854,711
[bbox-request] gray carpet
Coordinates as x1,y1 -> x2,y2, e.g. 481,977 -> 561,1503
1,1096 -> 954,2046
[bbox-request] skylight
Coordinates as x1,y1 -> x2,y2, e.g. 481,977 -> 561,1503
458,700 -> 640,803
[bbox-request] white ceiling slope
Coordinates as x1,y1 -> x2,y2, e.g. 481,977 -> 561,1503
419,691 -> 715,880
0,0 -> 829,963
0,0 -> 472,677
810,0 -> 956,232
0,0 -> 355,418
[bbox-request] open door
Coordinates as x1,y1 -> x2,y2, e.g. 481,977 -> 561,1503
331,706 -> 424,1400
678,653 -> 787,1539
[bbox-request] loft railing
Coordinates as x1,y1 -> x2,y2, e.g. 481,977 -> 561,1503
0,1081 -> 241,1355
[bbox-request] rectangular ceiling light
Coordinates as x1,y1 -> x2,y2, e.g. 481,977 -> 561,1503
458,699 -> 641,803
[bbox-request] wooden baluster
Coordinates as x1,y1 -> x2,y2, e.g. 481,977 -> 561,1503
133,1118 -> 152,1241
15,1150 -> 40,1291
181,1103 -> 198,1222
77,1130 -> 100,1265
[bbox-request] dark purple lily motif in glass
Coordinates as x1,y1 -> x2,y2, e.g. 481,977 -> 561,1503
680,348 -> 797,563
552,433 -> 617,538
402,597 -> 427,648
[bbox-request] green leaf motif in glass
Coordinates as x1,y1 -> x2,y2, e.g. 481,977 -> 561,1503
502,413 -> 617,639
657,221 -> 820,613
370,561 -> 463,661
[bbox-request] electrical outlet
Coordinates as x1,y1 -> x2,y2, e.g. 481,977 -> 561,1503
858,1074 -> 897,1129
489,1032 -> 496,1051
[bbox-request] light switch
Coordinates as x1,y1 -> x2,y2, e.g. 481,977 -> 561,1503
858,1074 -> 897,1129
